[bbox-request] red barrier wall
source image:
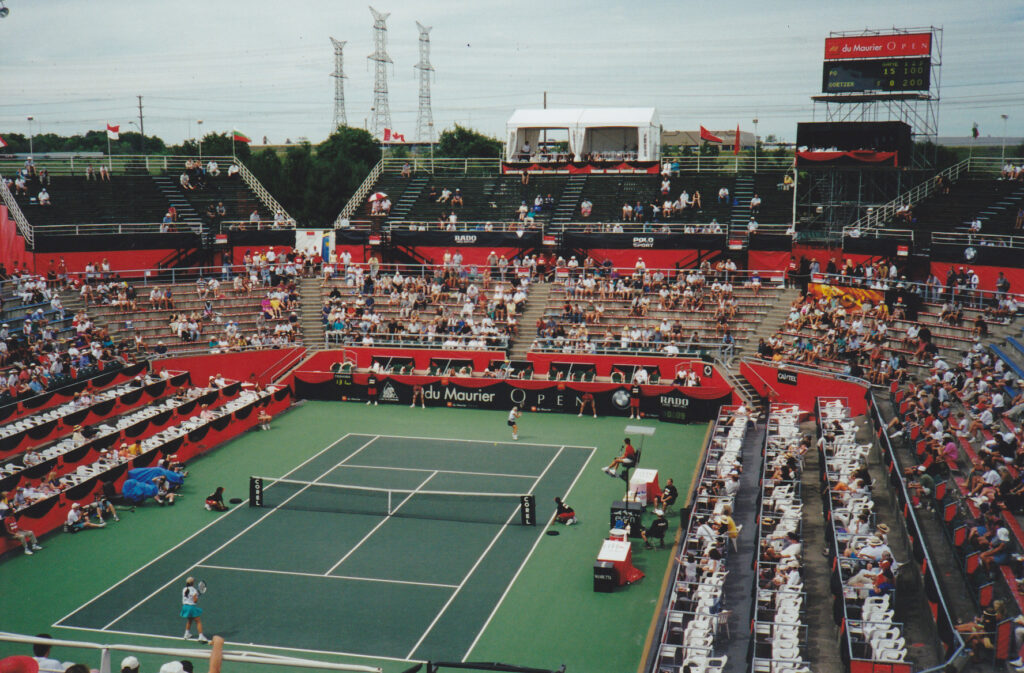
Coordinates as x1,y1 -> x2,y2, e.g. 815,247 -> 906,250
0,206 -> 32,271
584,249 -> 718,269
741,359 -> 869,416
525,352 -> 725,384
298,347 -> 507,374
405,246 -> 529,266
748,250 -> 792,274
152,347 -> 305,386
28,250 -> 177,274
929,261 -> 1024,294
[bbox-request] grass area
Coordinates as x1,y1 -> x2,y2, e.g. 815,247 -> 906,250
1,402 -> 706,673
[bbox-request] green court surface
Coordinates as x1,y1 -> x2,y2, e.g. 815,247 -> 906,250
1,402 -> 707,673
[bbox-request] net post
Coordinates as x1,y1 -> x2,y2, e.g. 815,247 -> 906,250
249,476 -> 263,507
520,494 -> 536,526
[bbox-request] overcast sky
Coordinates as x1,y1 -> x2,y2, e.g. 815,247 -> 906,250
1,0 -> 1021,146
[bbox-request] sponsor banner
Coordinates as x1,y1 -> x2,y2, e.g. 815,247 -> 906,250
564,232 -> 725,250
777,370 -> 798,386
293,375 -> 730,423
389,230 -> 542,247
807,282 -> 884,312
824,32 -> 932,61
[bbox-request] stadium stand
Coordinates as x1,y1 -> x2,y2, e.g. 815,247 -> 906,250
319,263 -> 527,351
750,403 -> 812,673
532,264 -> 782,356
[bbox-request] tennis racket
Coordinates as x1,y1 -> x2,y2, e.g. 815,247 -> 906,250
196,579 -> 208,594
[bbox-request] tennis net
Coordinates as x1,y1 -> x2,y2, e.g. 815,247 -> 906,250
248,476 -> 537,525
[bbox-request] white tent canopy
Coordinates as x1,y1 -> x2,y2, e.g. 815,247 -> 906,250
506,107 -> 661,162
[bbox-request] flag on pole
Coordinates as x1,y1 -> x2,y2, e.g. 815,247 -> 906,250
733,124 -> 741,155
699,126 -> 723,143
383,128 -> 406,143
106,124 -> 120,140
0,135 -> 7,149
232,130 -> 252,143
971,123 -> 979,139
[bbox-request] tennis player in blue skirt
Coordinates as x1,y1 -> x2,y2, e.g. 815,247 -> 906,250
181,577 -> 209,642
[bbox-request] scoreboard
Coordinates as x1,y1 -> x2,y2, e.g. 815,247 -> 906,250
822,57 -> 930,93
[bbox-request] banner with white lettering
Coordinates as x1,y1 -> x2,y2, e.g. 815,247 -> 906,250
293,374 -> 730,423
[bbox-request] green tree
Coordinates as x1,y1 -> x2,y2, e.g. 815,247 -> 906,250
436,124 -> 502,158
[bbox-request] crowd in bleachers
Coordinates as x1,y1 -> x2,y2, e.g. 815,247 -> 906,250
818,397 -> 909,665
653,404 -> 751,672
321,259 -> 527,350
760,258 -> 1021,383
533,258 -> 773,356
749,404 -> 812,673
883,313 -> 1024,665
4,157 -> 52,206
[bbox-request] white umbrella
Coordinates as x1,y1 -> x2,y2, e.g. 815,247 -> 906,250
368,192 -> 387,202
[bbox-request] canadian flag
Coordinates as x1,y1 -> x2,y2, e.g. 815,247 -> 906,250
382,128 -> 406,143
106,124 -> 120,140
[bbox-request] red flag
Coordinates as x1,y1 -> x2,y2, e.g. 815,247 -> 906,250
733,125 -> 741,155
699,126 -> 723,143
106,124 -> 120,140
383,128 -> 406,143
0,135 -> 7,149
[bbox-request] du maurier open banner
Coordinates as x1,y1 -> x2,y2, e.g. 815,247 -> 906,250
292,373 -> 731,423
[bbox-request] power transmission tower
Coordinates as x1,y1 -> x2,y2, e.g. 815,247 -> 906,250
414,22 -> 434,143
330,37 -> 348,132
368,6 -> 392,139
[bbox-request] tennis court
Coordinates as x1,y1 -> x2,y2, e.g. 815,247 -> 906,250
53,432 -> 594,664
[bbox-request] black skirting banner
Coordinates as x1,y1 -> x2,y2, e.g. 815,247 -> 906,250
389,230 -> 542,248
564,232 -> 725,250
293,375 -> 730,423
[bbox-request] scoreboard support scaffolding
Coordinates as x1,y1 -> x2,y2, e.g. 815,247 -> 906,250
797,26 -> 944,232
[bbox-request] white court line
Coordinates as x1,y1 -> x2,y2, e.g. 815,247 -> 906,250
322,470 -> 438,576
462,444 -> 597,661
53,624 -> 417,665
405,445 -> 566,660
336,463 -> 539,480
98,435 -> 381,630
53,431 -> 359,627
371,432 -> 585,449
196,563 -> 459,589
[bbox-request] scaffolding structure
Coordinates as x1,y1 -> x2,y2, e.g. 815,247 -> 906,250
414,22 -> 435,143
798,26 -> 944,233
368,6 -> 393,140
330,37 -> 348,131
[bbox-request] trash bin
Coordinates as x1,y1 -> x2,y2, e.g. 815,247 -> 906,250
594,560 -> 617,592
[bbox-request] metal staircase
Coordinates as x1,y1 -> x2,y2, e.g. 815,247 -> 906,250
507,281 -> 552,360
386,176 -> 427,222
298,277 -> 325,350
730,173 -> 754,240
551,175 -> 587,226
151,176 -> 201,227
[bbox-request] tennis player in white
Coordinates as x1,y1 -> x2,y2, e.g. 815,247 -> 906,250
508,406 -> 521,440
181,577 -> 209,642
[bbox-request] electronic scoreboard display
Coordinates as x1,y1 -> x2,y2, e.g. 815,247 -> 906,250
822,57 -> 930,93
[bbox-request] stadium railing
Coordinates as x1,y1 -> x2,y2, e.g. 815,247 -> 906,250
33,219 -> 294,236
0,170 -> 34,246
1,154 -> 297,229
850,156 -> 1021,235
0,632 -> 381,673
867,396 -> 969,672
